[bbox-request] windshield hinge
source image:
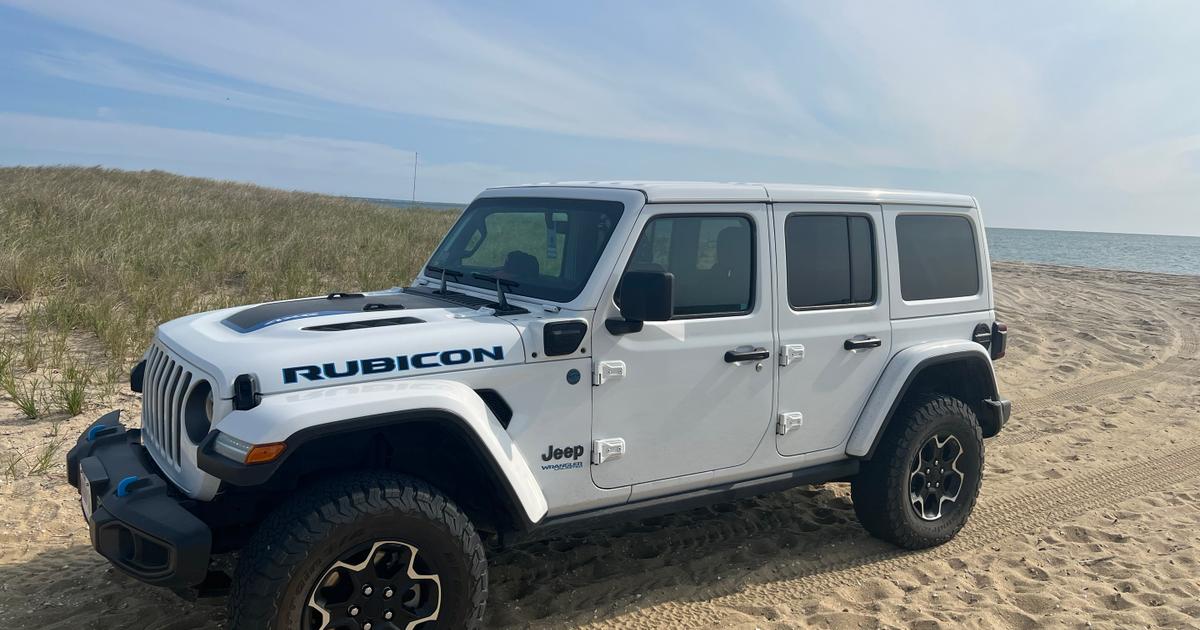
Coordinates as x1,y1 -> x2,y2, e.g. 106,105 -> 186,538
593,360 -> 626,386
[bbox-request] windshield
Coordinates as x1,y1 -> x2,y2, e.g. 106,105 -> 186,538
427,197 -> 625,302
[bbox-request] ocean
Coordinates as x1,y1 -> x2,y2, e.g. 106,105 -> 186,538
986,228 -> 1200,276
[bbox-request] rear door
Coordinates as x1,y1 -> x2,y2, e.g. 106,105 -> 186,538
773,204 -> 891,456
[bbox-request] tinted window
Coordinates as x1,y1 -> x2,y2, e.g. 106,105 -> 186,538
625,215 -> 753,317
428,197 -> 623,302
896,214 -> 980,300
785,215 -> 876,309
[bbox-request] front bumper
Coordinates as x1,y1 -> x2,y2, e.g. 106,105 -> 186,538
66,410 -> 212,589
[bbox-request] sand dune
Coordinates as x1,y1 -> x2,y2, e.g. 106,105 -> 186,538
1,261 -> 1198,629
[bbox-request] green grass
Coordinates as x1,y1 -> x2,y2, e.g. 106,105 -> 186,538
6,376 -> 42,419
56,363 -> 92,416
0,343 -> 13,382
0,167 -> 459,372
28,437 -> 65,476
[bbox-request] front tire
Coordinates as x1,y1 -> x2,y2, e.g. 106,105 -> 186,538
851,394 -> 984,549
229,472 -> 487,630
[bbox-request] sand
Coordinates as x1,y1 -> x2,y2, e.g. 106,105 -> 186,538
1,261 -> 1198,629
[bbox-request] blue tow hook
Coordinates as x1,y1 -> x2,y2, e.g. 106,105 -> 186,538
86,424 -> 109,441
116,476 -> 140,497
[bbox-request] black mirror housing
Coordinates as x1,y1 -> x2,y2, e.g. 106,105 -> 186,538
619,270 -> 674,322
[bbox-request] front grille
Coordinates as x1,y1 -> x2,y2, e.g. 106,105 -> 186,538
141,343 -> 194,470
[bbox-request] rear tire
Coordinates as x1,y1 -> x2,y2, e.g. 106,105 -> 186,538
229,471 -> 487,630
851,394 -> 984,549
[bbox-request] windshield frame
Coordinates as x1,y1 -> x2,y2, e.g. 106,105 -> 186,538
426,196 -> 627,304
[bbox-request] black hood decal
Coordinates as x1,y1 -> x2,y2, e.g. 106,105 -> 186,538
222,291 -> 458,333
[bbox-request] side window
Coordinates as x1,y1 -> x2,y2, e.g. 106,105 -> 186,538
626,215 -> 754,317
785,214 -> 876,309
895,214 -> 980,300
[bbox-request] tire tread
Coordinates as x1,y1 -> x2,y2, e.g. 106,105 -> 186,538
852,394 -> 984,550
228,471 -> 486,629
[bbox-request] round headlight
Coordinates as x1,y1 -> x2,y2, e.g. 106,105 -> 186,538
184,381 -> 214,445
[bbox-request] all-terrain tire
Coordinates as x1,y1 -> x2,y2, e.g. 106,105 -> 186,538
228,471 -> 487,630
851,394 -> 984,549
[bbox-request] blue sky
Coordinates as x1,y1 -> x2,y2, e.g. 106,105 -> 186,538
2,1 -> 1199,235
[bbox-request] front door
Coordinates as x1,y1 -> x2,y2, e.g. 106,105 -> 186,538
773,204 -> 892,456
590,204 -> 775,489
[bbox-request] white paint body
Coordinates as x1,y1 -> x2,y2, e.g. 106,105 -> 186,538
136,181 -> 1001,527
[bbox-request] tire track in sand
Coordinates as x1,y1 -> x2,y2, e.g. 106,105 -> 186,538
995,305 -> 1198,447
580,440 -> 1200,629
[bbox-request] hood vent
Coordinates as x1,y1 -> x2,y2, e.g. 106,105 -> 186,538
304,316 -> 425,332
223,291 -> 458,333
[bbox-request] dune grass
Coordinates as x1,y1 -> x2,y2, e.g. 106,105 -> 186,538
0,166 -> 459,437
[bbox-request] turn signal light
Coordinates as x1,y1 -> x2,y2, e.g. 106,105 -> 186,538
244,442 -> 286,464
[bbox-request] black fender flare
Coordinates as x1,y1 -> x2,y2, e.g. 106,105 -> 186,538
197,408 -> 537,531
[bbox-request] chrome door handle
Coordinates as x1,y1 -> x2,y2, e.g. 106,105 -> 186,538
843,337 -> 882,351
725,347 -> 770,363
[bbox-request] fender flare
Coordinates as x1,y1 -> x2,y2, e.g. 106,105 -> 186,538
846,340 -> 999,459
197,379 -> 548,527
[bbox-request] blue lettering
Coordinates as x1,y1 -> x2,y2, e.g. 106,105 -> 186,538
440,349 -> 471,365
360,357 -> 395,374
284,344 -> 504,383
322,361 -> 360,378
412,352 -> 439,368
473,346 -> 504,362
282,365 -> 323,384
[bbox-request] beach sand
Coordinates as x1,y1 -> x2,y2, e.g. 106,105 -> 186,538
2,261 -> 1198,629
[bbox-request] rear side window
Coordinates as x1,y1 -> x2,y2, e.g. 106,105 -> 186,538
625,215 -> 754,317
785,215 -> 876,309
896,214 -> 980,300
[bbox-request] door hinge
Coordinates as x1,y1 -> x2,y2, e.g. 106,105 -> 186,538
593,360 -> 627,386
592,438 -> 626,465
777,412 -> 804,435
780,344 -> 805,366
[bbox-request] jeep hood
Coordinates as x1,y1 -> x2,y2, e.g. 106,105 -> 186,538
154,289 -> 524,397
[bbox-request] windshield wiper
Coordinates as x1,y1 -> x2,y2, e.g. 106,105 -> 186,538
472,272 -> 519,312
425,265 -> 464,295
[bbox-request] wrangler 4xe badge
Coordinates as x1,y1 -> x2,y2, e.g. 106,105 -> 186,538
282,346 -> 504,384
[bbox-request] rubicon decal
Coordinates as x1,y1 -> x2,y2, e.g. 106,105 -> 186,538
282,346 -> 504,384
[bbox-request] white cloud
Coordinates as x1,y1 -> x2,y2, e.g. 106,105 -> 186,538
0,113 -> 542,201
0,0 -> 900,167
27,50 -> 321,119
4,0 -> 1200,233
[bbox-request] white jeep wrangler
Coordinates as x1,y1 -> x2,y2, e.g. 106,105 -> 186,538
68,182 -> 1010,629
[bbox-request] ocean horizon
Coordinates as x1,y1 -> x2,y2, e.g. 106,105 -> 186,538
986,227 -> 1200,276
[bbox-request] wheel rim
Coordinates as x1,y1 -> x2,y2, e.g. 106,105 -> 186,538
908,433 -> 966,521
305,540 -> 442,630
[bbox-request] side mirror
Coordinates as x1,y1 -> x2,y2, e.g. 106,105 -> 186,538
607,271 -> 673,334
